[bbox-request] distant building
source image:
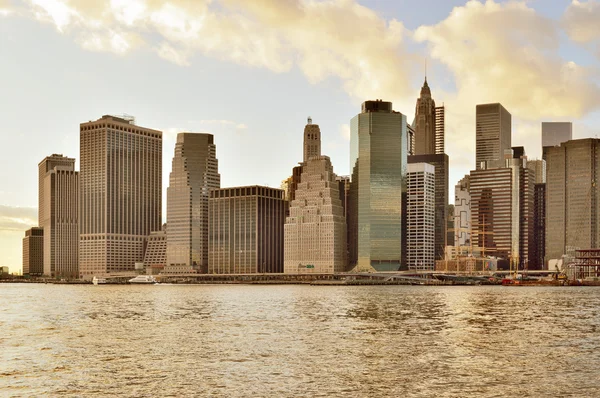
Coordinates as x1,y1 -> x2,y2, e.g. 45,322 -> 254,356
0,266 -> 8,275
546,139 -> 600,261
532,183 -> 546,269
208,186 -> 286,274
40,156 -> 79,279
79,115 -> 162,278
413,79 -> 445,155
166,133 -> 220,273
542,122 -> 572,149
349,100 -> 407,271
285,156 -> 347,274
475,103 -> 511,170
144,228 -> 167,274
23,227 -> 44,276
454,175 -> 471,248
38,154 -> 75,227
406,163 -> 435,270
446,204 -> 455,248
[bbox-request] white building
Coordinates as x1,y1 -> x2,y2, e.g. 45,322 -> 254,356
454,175 -> 471,250
406,163 -> 435,270
284,156 -> 347,274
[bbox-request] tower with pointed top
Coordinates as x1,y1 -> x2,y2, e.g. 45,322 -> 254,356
414,78 -> 437,155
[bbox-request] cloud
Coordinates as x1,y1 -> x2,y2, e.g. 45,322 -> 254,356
340,124 -> 350,141
0,205 -> 37,232
18,0 -> 414,103
563,0 -> 600,44
415,0 -> 600,121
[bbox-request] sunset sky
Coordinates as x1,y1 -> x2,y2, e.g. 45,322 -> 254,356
2,0 -> 600,272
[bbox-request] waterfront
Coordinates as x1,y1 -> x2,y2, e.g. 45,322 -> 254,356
1,285 -> 599,397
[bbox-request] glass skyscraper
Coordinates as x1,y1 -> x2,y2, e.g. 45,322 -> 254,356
349,100 -> 407,272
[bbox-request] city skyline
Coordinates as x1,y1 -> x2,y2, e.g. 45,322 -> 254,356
2,0 -> 600,272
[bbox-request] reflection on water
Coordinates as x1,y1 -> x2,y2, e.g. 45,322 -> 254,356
1,285 -> 599,397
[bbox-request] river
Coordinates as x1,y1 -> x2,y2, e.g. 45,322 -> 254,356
1,284 -> 599,397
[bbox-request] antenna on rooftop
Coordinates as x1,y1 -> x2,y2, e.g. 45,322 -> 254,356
308,116 -> 312,124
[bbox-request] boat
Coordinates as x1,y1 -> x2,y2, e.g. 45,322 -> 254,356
92,276 -> 107,285
128,275 -> 157,284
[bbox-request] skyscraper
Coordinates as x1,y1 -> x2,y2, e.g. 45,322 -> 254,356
41,159 -> 79,278
38,154 -> 75,227
454,175 -> 471,249
79,115 -> 162,278
209,186 -> 285,274
414,79 -> 436,155
284,156 -> 347,274
349,100 -> 407,271
469,149 -> 534,269
546,139 -> 600,261
475,103 -> 511,170
167,133 -> 220,273
542,122 -> 572,148
23,227 -> 43,276
406,163 -> 435,270
303,117 -> 321,162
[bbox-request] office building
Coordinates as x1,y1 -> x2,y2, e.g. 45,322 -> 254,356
41,160 -> 79,278
166,133 -> 220,273
406,163 -> 435,270
542,122 -> 572,149
349,100 -> 407,271
532,183 -> 546,269
285,156 -> 347,274
408,154 -> 449,261
446,204 -> 455,248
546,139 -> 600,261
469,149 -> 534,269
527,159 -> 546,184
209,186 -> 286,274
38,154 -> 75,226
79,115 -> 162,278
475,103 -> 511,170
23,227 -> 43,276
435,105 -> 445,155
454,175 -> 471,248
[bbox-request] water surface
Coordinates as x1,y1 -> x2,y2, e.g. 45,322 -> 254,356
1,284 -> 599,397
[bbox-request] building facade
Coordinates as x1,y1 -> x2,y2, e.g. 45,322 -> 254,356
408,154 -> 449,261
166,133 -> 220,272
23,227 -> 43,276
38,154 -> 75,226
532,183 -> 546,269
284,156 -> 347,274
144,228 -> 167,274
349,100 -> 407,271
469,150 -> 534,269
79,115 -> 162,278
42,164 -> 79,278
475,103 -> 511,170
542,122 -> 572,149
527,159 -> 546,184
406,163 -> 435,270
208,186 -> 286,274
546,139 -> 600,261
454,175 -> 471,248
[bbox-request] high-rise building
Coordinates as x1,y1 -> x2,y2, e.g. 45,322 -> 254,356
414,79 -> 437,155
546,139 -> 600,261
41,160 -> 79,278
208,186 -> 286,274
475,103 -> 511,170
166,133 -> 220,273
435,106 -> 445,155
79,115 -> 162,278
469,149 -> 534,269
542,122 -> 572,148
446,204 -> 455,248
303,117 -> 321,162
406,163 -> 435,270
285,156 -> 347,274
349,100 -> 407,271
23,227 -> 43,276
532,183 -> 546,269
408,154 -> 449,260
454,175 -> 471,249
38,154 -> 75,227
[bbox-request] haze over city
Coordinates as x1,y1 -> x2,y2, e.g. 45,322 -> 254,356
2,0 -> 600,273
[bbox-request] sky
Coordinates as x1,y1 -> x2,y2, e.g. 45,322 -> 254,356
1,0 -> 600,273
